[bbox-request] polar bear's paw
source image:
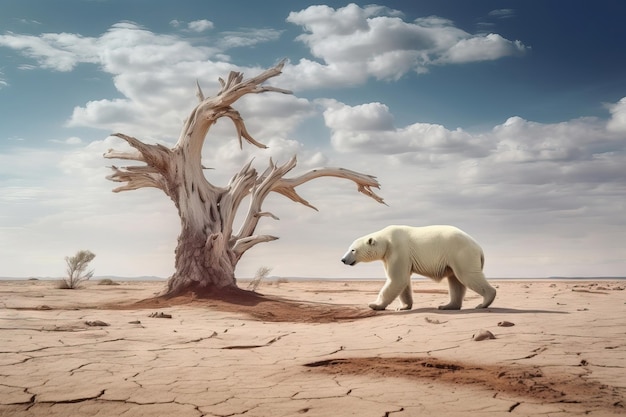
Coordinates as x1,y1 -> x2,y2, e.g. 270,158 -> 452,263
437,302 -> 461,310
368,302 -> 387,310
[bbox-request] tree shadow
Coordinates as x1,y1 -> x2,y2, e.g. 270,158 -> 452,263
109,288 -> 378,323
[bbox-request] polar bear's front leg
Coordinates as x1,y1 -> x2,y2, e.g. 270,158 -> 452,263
369,278 -> 402,310
369,261 -> 410,310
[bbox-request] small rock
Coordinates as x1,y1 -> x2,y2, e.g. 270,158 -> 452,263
497,321 -> 515,327
85,320 -> 109,327
149,312 -> 172,319
128,320 -> 141,324
473,329 -> 496,341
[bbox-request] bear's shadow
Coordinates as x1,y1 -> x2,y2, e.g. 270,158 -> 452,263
386,306 -> 567,315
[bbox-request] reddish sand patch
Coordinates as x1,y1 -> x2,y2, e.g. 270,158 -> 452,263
111,288 -> 377,323
304,356 -> 625,412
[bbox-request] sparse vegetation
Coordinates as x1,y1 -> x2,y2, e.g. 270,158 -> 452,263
98,278 -> 119,286
58,250 -> 96,289
247,266 -> 272,292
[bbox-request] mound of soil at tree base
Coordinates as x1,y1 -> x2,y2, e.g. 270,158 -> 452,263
304,357 -> 625,413
111,287 -> 378,323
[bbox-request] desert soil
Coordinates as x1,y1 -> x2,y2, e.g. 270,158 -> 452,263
0,279 -> 624,416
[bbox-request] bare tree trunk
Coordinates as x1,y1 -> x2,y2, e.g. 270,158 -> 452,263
104,60 -> 385,298
166,227 -> 237,296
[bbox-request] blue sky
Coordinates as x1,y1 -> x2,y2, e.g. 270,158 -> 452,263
1,0 -> 625,279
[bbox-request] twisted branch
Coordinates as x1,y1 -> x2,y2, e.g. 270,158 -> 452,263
104,133 -> 174,193
230,156 -> 385,257
181,59 -> 292,150
106,165 -> 167,193
274,166 -> 386,208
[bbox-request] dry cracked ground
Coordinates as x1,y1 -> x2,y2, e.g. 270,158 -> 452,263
0,279 -> 624,416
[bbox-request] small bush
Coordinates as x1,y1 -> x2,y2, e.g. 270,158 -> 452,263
247,266 -> 272,292
98,278 -> 119,286
59,250 -> 96,289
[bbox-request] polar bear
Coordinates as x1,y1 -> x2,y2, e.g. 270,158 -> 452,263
341,225 -> 496,310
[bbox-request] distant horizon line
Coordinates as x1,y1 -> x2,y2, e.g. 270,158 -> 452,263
1,275 -> 625,281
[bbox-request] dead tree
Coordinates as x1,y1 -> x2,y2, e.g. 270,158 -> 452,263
104,60 -> 384,297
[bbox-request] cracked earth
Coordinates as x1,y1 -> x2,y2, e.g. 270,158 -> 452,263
0,279 -> 624,416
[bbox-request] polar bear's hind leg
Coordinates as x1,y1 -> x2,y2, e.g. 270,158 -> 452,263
397,282 -> 413,310
438,274 -> 465,310
457,271 -> 496,309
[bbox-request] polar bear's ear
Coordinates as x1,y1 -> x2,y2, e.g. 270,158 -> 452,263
367,237 -> 375,246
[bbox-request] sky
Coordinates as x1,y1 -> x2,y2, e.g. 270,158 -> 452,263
1,0 -> 625,280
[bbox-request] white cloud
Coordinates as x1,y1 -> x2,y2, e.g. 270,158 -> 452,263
283,4 -> 528,88
218,28 -> 282,49
323,100 -> 394,131
0,23 -> 283,143
0,22 -> 219,75
438,33 -> 527,64
188,19 -> 214,32
322,98 -> 626,184
322,99 -> 489,158
0,30 -> 99,71
607,97 -> 626,133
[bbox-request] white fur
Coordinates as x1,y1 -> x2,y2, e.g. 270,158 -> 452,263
341,225 -> 496,310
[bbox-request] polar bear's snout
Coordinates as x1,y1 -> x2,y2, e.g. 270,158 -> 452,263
341,249 -> 357,266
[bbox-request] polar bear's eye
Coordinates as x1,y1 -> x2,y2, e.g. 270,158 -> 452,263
367,238 -> 375,245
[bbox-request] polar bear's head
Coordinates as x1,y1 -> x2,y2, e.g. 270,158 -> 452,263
341,234 -> 387,266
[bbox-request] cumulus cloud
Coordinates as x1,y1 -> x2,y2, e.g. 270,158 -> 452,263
187,19 -> 214,32
322,99 -> 489,158
0,22 -> 291,143
322,96 -> 626,195
0,30 -> 99,71
0,22 -> 218,73
283,3 -> 528,88
438,34 -> 527,64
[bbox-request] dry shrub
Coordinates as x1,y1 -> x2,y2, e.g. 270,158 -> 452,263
98,278 -> 119,286
59,250 -> 96,289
